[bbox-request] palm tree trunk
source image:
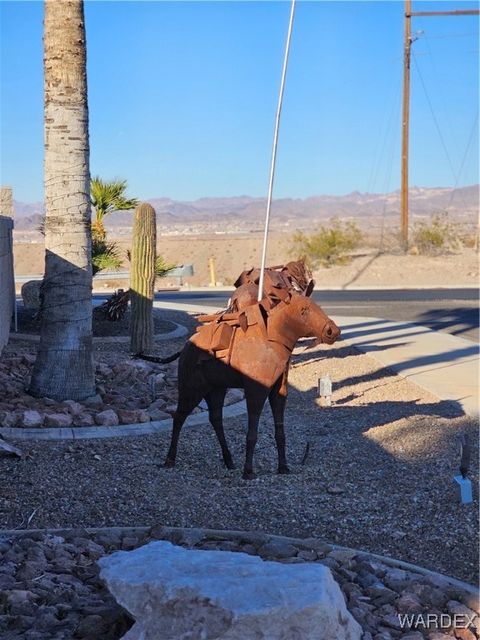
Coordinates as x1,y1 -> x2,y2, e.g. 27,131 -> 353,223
29,0 -> 95,400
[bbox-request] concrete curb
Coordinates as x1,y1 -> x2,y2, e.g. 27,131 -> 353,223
0,525 -> 477,603
9,321 -> 188,344
0,400 -> 247,441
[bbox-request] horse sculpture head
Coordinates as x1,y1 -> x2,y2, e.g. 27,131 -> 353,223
267,291 -> 341,350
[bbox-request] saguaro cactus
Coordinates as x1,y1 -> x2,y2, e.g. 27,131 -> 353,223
130,202 -> 157,354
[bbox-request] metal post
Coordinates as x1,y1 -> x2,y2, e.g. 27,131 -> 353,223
258,0 -> 296,301
400,0 -> 412,252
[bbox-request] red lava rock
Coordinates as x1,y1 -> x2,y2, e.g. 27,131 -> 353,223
396,592 -> 423,613
61,400 -> 84,415
44,413 -> 73,428
117,409 -> 140,425
94,410 -> 119,427
75,413 -> 95,427
454,629 -> 477,640
0,410 -> 17,427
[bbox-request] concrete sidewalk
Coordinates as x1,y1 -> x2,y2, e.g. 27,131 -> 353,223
338,316 -> 479,418
154,300 -> 479,418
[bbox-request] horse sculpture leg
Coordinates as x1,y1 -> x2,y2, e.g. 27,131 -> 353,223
268,377 -> 290,475
243,380 -> 269,480
164,389 -> 206,468
205,388 -> 235,470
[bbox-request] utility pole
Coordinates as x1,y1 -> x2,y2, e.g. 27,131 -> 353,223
401,0 -> 412,251
400,2 -> 479,251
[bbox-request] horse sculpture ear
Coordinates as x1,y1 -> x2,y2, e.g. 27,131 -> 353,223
304,279 -> 315,297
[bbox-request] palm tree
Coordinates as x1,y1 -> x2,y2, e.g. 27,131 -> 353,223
91,177 -> 138,240
29,0 -> 95,401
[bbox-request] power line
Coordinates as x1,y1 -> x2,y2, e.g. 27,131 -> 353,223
447,109 -> 479,210
412,50 -> 469,212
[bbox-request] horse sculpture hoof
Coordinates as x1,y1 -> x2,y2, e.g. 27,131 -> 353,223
278,466 -> 290,475
164,458 -> 175,469
225,461 -> 236,470
242,471 -> 254,480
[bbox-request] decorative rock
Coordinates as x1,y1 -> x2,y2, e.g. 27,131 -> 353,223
225,388 -> 244,404
83,394 -> 103,409
329,548 -> 357,565
257,539 -> 298,559
0,410 -> 17,427
94,410 -> 119,427
117,409 -> 140,425
21,280 -> 42,310
136,409 -> 150,423
99,541 -> 362,640
61,400 -> 84,415
21,410 -> 43,428
148,398 -> 166,411
44,413 -> 73,428
396,592 -> 423,613
384,568 -> 411,591
75,413 -> 95,427
148,409 -> 171,421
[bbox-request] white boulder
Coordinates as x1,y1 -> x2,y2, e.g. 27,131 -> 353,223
99,540 -> 362,640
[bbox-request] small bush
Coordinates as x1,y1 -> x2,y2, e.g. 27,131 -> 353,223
412,213 -> 460,255
290,218 -> 362,268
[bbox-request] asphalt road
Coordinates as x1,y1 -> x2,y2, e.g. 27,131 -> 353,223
152,288 -> 479,343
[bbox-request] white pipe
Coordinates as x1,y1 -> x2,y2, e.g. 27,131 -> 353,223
258,0 -> 296,302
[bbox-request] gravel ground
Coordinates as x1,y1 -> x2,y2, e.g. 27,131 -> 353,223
0,526 -> 478,640
1,327 -> 478,585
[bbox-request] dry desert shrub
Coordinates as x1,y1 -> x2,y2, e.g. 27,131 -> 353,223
290,217 -> 363,268
412,212 -> 462,255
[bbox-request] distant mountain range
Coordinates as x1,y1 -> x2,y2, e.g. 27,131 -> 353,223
12,185 -> 479,231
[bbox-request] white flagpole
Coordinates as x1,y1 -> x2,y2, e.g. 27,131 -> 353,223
258,0 -> 296,302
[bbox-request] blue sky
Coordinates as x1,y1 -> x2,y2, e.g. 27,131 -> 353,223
1,0 -> 478,203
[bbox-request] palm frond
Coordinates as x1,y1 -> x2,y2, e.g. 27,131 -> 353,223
92,238 -> 123,276
155,255 -> 177,278
90,176 -> 139,221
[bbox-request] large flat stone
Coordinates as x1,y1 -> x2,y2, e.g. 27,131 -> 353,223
99,540 -> 362,640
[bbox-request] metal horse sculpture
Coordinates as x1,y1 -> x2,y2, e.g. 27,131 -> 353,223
162,264 -> 340,480
228,260 -> 314,312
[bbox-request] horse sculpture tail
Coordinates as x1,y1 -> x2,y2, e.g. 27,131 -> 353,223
135,351 -> 182,364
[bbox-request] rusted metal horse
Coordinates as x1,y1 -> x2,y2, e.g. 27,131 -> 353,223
228,260 -> 314,312
164,282 -> 340,480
